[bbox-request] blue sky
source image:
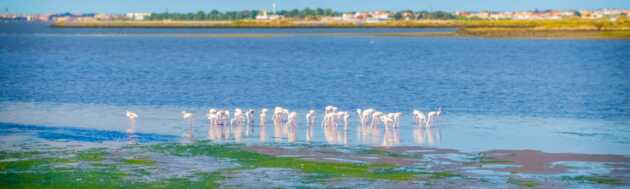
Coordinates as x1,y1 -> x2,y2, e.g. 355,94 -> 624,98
2,0 -> 630,14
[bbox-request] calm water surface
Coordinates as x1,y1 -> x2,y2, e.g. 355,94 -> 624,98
1,22 -> 629,154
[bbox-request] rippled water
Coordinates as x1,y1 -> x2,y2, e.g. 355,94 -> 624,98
1,22 -> 630,155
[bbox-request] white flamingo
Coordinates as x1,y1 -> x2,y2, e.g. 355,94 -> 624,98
341,111 -> 350,130
306,110 -> 316,127
361,108 -> 375,127
285,112 -> 297,128
356,109 -> 363,125
126,111 -> 138,119
207,109 -> 217,126
181,111 -> 194,139
322,105 -> 338,128
426,107 -> 442,128
393,112 -> 402,128
273,106 -> 288,127
126,111 -> 138,133
232,108 -> 244,127
259,108 -> 268,127
370,112 -> 384,128
245,109 -> 255,126
412,110 -> 427,128
381,114 -> 394,128
181,111 -> 193,119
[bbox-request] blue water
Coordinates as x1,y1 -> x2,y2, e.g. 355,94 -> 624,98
1,23 -> 628,119
1,23 -> 630,154
0,122 -> 176,143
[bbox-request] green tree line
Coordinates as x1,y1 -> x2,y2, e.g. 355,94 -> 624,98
146,8 -> 460,20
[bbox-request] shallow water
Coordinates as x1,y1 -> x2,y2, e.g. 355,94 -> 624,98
2,23 -> 630,155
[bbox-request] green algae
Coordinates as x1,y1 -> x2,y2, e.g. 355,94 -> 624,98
357,148 -> 422,159
508,178 -> 538,188
75,148 -> 107,161
561,175 -> 624,185
124,158 -> 156,165
139,172 -> 224,189
0,151 -> 42,160
427,171 -> 460,179
0,157 -> 75,171
150,142 -> 418,181
0,159 -> 222,189
0,167 -> 224,189
0,148 -> 225,189
475,154 -> 512,164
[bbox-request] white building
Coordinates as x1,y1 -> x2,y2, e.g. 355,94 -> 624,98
255,10 -> 283,20
126,13 -> 151,20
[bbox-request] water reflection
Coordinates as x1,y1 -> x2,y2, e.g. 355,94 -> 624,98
123,108 -> 446,147
357,125 -> 379,145
181,112 -> 195,143
323,125 -> 348,145
259,125 -> 267,142
176,117 -> 443,147
412,127 -> 441,145
382,127 -> 400,147
305,125 -> 314,143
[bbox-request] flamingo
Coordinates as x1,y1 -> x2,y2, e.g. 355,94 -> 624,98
126,111 -> 138,119
259,108 -> 268,126
181,111 -> 193,119
322,105 -> 338,128
393,112 -> 402,128
245,109 -> 255,126
181,111 -> 194,139
341,111 -> 350,130
426,112 -> 437,128
426,107 -> 442,128
412,110 -> 427,128
207,109 -> 217,126
232,108 -> 244,127
286,112 -> 297,128
126,111 -> 138,133
273,106 -> 288,127
306,110 -> 316,127
356,109 -> 363,125
361,108 -> 375,127
381,114 -> 394,128
323,111 -> 337,128
370,112 -> 383,128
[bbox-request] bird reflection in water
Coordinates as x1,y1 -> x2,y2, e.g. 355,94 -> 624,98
181,111 -> 195,143
357,124 -> 380,145
382,127 -> 400,147
323,123 -> 348,145
413,127 -> 441,145
125,111 -> 139,144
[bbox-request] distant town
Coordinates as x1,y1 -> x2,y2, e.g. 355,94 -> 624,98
1,7 -> 629,23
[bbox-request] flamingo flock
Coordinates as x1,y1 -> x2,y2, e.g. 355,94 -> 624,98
412,107 -> 441,128
124,106 -> 443,144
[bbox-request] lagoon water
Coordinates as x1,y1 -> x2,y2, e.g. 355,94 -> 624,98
1,22 -> 630,155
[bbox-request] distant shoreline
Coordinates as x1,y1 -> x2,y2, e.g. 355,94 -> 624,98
47,20 -> 630,39
49,20 -> 542,29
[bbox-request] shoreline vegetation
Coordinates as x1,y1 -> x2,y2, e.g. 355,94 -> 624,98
51,19 -> 630,39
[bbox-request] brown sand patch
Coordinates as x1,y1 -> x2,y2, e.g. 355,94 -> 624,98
383,146 -> 459,154
484,149 -> 630,174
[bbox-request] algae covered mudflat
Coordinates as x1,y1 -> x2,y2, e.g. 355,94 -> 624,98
1,122 -> 629,188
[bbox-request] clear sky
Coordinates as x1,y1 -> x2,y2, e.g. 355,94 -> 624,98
2,0 -> 629,14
